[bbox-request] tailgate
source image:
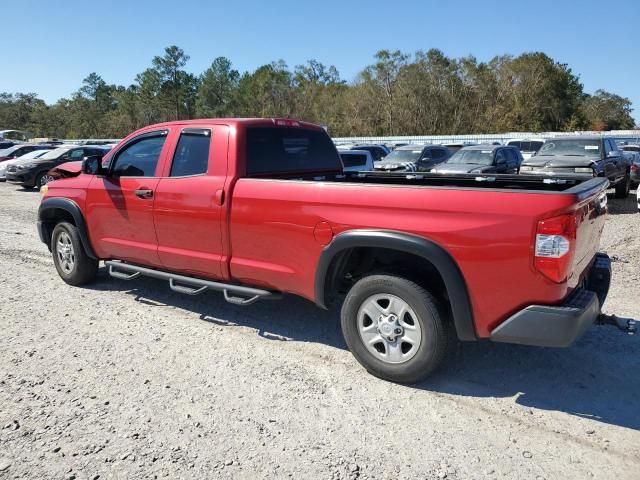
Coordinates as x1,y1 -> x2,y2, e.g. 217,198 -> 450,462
571,179 -> 609,283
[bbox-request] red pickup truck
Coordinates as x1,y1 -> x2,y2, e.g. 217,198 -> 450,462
37,119 -> 630,383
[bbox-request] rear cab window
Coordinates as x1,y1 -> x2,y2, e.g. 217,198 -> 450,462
246,127 -> 341,176
170,128 -> 211,177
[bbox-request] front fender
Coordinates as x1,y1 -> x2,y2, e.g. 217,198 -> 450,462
38,197 -> 97,259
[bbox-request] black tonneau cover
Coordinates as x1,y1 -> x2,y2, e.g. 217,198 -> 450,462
280,170 -> 610,194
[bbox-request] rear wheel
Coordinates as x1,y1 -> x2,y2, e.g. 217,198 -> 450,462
614,173 -> 631,198
341,274 -> 450,383
51,222 -> 98,286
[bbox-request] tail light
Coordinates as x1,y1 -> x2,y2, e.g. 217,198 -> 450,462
273,118 -> 300,127
632,163 -> 638,173
534,214 -> 576,283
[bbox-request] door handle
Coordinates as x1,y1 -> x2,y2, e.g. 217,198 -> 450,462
214,189 -> 225,206
135,189 -> 154,199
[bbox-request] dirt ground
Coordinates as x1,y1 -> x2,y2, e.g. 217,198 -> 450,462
0,182 -> 638,480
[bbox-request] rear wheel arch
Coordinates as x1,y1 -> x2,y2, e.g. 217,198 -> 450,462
315,230 -> 477,341
38,198 -> 97,259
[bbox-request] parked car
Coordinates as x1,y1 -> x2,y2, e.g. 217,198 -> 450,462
0,141 -> 19,150
6,145 -> 110,189
374,144 -> 451,172
506,139 -> 545,159
620,145 -> 640,186
0,149 -> 52,181
519,136 -> 632,198
338,149 -> 375,173
36,118 -> 627,384
385,142 -> 409,151
431,145 -> 522,174
0,144 -> 52,163
351,144 -> 389,161
441,142 -> 477,153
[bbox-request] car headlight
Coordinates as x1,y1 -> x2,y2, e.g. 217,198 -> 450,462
574,167 -> 594,175
18,163 -> 37,170
40,184 -> 48,196
520,166 -> 535,171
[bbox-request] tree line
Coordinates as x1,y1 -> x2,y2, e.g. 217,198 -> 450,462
0,46 -> 636,139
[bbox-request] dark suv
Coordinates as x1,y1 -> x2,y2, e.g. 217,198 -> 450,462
351,144 -> 390,161
519,136 -> 632,198
374,145 -> 451,172
432,145 -> 523,174
6,145 -> 110,189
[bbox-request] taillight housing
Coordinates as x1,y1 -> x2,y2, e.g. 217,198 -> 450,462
534,214 -> 577,283
273,118 -> 300,127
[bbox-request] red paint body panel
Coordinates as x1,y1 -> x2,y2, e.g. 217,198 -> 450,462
227,179 -> 604,337
42,119 -> 607,340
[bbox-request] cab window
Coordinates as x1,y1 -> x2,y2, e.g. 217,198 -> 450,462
111,133 -> 167,177
170,129 -> 211,177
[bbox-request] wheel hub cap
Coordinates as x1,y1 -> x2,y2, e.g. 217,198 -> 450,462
377,314 -> 403,341
56,232 -> 75,274
357,294 -> 422,364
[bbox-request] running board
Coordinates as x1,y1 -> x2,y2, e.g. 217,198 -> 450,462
105,261 -> 281,305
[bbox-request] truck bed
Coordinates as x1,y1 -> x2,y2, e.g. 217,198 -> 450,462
261,170 -> 609,196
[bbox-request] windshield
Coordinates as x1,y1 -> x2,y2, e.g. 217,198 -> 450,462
447,149 -> 494,165
0,146 -> 20,156
381,149 -> 422,162
538,139 -> 601,157
17,149 -> 49,160
38,147 -> 72,160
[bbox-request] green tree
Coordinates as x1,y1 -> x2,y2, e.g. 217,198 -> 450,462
151,45 -> 196,120
581,89 -> 635,130
196,57 -> 240,117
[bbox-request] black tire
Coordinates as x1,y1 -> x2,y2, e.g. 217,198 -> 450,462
614,173 -> 631,199
34,171 -> 49,191
341,274 -> 450,384
51,222 -> 98,286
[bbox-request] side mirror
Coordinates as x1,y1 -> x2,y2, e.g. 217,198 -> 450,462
82,155 -> 105,175
496,157 -> 507,165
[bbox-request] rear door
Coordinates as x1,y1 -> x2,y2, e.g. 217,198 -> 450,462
153,125 -> 229,280
85,130 -> 169,265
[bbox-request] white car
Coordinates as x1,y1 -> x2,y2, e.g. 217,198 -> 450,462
0,149 -> 52,181
338,149 -> 375,173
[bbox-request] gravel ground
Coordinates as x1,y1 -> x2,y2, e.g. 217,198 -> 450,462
0,182 -> 638,480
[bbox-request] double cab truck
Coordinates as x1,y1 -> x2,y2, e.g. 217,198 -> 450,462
519,136 -> 632,199
37,119 -> 633,383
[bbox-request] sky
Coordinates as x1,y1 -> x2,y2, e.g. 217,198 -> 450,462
1,0 -> 639,123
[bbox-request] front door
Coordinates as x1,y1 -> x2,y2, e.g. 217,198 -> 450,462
153,125 -> 229,280
85,130 -> 169,266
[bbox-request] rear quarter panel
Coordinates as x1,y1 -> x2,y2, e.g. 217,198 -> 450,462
229,179 -> 584,337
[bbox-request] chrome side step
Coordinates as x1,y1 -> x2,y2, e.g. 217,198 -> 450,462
105,261 -> 280,306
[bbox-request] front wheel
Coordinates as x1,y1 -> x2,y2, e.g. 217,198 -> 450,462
51,222 -> 98,286
341,274 -> 450,383
35,171 -> 54,191
614,173 -> 631,199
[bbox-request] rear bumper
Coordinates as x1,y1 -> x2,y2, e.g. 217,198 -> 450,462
490,253 -> 611,347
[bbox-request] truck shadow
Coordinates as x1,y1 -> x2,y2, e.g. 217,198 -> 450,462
606,189 -> 638,215
88,269 -> 347,350
88,269 -> 639,431
423,328 -> 640,430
